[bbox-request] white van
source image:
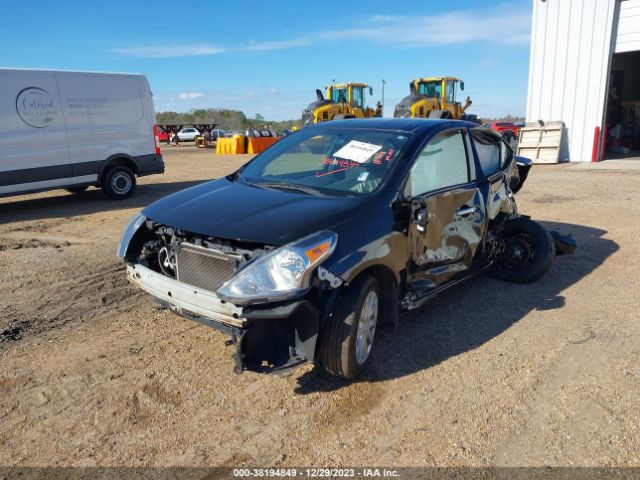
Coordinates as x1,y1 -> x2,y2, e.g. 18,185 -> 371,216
0,68 -> 164,200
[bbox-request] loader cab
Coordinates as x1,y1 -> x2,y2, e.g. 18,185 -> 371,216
330,86 -> 349,104
416,80 -> 443,99
327,83 -> 373,110
416,77 -> 462,103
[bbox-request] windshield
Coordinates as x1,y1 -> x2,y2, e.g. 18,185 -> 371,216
238,128 -> 411,196
352,87 -> 364,109
418,81 -> 442,99
331,88 -> 348,103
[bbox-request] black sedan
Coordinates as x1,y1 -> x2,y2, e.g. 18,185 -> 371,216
118,119 -> 574,379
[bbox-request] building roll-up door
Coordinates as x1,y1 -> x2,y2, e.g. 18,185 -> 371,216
615,0 -> 640,53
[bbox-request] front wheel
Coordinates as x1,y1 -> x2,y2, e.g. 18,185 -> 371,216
318,274 -> 380,379
101,166 -> 136,200
491,217 -> 555,283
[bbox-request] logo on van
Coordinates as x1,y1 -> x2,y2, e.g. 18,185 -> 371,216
16,87 -> 59,128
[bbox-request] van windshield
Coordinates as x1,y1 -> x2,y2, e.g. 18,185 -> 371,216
237,128 -> 411,196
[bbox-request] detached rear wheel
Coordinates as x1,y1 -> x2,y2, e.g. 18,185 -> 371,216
319,274 -> 380,379
491,217 -> 555,283
101,166 -> 136,200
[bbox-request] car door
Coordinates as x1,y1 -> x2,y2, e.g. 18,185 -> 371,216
405,128 -> 486,288
470,128 -> 510,221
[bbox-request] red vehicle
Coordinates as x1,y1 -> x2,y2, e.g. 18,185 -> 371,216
154,124 -> 169,143
485,121 -> 521,143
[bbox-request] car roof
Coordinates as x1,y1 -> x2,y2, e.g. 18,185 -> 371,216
305,117 -> 478,133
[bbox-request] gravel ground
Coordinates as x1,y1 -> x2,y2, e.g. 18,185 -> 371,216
0,147 -> 639,467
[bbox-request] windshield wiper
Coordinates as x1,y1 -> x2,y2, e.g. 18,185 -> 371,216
254,182 -> 326,197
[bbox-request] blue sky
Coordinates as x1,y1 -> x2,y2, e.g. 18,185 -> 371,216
1,0 -> 532,120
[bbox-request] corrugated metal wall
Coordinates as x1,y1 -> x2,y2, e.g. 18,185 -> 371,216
526,0 -> 617,161
615,0 -> 640,53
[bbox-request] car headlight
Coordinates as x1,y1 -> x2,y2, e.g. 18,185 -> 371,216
117,212 -> 146,260
217,230 -> 338,305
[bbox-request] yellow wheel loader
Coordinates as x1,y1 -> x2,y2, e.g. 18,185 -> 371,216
300,82 -> 383,126
393,76 -> 480,123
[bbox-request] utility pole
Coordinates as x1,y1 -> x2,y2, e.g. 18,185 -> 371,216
381,79 -> 386,117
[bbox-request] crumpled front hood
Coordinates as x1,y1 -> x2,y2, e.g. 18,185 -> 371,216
142,177 -> 365,245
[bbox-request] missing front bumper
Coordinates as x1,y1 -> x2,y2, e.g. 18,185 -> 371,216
126,263 -> 324,375
126,263 -> 245,328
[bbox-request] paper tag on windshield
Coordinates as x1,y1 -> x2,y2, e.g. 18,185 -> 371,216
357,171 -> 369,182
333,141 -> 383,163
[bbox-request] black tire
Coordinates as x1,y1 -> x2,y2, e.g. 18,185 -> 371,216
491,218 -> 555,283
319,274 -> 380,379
66,186 -> 89,194
101,166 -> 136,200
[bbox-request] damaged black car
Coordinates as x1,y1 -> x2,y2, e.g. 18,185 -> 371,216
118,118 -> 575,379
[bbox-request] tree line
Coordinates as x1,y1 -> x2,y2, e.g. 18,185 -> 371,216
156,108 -> 298,132
156,108 -> 526,131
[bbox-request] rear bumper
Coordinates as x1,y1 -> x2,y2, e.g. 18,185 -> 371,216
136,154 -> 165,176
126,263 -> 325,374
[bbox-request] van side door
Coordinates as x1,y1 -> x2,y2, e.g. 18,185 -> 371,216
405,129 -> 487,288
56,73 -> 99,186
0,70 -> 71,195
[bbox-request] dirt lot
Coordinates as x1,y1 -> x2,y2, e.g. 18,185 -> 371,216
1,147 -> 639,467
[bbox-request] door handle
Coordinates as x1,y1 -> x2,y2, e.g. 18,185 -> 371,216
455,206 -> 477,217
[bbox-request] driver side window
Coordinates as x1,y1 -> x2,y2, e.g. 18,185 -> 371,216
405,130 -> 469,196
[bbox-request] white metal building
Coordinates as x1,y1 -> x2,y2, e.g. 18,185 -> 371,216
526,0 -> 640,161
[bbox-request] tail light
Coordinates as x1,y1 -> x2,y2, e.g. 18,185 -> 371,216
153,124 -> 161,155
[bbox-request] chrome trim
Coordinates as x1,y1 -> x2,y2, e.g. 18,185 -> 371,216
126,263 -> 245,328
117,213 -> 146,260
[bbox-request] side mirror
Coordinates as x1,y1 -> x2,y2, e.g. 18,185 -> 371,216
369,86 -> 373,96
409,197 -> 429,232
460,81 -> 465,91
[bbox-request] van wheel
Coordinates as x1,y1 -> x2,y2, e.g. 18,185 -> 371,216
318,274 -> 380,380
66,186 -> 89,194
101,166 -> 136,200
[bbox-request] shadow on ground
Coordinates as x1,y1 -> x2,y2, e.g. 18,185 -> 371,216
0,180 -> 207,225
296,221 -> 618,393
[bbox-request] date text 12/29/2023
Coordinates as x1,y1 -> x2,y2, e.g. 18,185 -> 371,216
232,468 -> 400,478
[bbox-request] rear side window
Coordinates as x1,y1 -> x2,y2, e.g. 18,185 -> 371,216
501,140 -> 514,165
472,130 -> 501,177
405,130 -> 469,196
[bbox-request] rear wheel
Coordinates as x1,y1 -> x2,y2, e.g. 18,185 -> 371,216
101,166 -> 136,200
491,217 -> 555,283
319,274 -> 380,379
66,186 -> 89,194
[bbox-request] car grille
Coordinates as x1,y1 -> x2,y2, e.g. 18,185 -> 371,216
175,243 -> 237,293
